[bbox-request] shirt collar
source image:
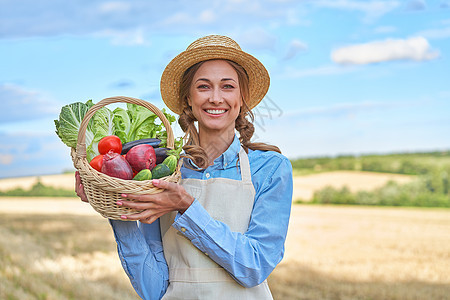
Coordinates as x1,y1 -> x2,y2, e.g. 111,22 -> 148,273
215,134 -> 241,168
183,134 -> 241,170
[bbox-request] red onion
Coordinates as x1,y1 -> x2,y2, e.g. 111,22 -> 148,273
125,144 -> 157,172
101,151 -> 133,180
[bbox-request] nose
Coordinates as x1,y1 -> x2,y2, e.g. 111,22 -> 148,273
209,87 -> 223,105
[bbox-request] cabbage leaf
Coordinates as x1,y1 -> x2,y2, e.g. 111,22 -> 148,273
86,106 -> 116,161
54,100 -> 95,150
56,100 -> 181,162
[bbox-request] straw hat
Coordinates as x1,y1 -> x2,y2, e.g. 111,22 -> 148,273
160,35 -> 270,115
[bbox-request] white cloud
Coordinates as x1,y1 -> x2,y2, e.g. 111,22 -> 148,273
159,9 -> 216,27
417,27 -> 450,40
199,10 -> 216,23
94,28 -> 148,45
283,101 -> 392,118
280,65 -> 359,79
374,26 -> 397,34
314,0 -> 400,21
283,39 -> 308,60
0,84 -> 59,124
331,37 -> 440,65
0,154 -> 13,165
97,1 -> 131,14
404,0 -> 426,11
0,1 -> 303,41
235,28 -> 277,51
0,131 -> 72,178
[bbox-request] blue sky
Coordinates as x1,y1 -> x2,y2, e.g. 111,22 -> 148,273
1,0 -> 450,178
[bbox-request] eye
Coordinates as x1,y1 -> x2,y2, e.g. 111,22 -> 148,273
197,84 -> 209,89
223,84 -> 235,89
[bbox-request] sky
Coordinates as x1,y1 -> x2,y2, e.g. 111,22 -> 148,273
1,0 -> 450,178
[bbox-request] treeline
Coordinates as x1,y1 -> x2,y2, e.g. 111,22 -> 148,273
292,150 -> 450,208
291,150 -> 450,175
305,180 -> 449,208
0,180 -> 77,197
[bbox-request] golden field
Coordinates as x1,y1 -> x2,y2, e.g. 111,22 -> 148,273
0,173 -> 449,299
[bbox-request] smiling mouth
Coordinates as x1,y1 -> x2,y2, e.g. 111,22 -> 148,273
205,109 -> 227,115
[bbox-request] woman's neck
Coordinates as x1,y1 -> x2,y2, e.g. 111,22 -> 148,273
198,128 -> 235,165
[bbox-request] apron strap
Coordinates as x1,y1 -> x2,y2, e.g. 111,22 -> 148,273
238,147 -> 252,183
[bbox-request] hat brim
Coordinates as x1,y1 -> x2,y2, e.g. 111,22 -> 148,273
160,45 -> 270,115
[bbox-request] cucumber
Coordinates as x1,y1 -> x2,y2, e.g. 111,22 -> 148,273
162,155 -> 177,173
151,164 -> 172,179
133,169 -> 152,181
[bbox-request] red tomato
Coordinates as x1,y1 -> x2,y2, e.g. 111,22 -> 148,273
98,135 -> 122,154
89,154 -> 104,172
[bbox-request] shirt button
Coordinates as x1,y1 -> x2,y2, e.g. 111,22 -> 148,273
204,252 -> 209,256
205,173 -> 210,178
224,162 -> 227,167
180,227 -> 186,232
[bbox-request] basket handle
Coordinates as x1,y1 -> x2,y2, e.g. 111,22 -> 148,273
75,96 -> 175,159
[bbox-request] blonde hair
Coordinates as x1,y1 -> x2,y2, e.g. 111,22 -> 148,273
178,59 -> 281,169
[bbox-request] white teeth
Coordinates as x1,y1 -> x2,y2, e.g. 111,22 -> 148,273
205,109 -> 226,115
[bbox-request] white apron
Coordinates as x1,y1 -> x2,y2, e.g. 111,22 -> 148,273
159,148 -> 273,300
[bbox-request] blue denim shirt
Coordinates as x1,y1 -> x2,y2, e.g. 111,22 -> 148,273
109,135 -> 293,300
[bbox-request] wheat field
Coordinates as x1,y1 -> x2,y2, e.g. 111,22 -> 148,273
1,197 -> 449,300
0,173 -> 449,299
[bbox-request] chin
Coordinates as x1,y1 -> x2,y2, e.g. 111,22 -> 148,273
200,121 -> 235,133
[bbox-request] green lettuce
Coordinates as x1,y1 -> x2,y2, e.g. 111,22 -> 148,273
54,100 -> 95,150
112,107 -> 131,144
54,100 -> 117,161
113,103 -> 161,144
86,106 -> 116,161
56,100 -> 182,161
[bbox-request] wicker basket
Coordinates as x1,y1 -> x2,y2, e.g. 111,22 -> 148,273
71,96 -> 181,220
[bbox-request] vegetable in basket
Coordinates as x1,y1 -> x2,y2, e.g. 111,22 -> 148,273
126,144 -> 157,173
89,154 -> 104,172
133,169 -> 152,181
54,100 -> 116,161
101,151 -> 133,180
98,135 -> 122,155
162,155 -> 178,173
55,99 -> 184,164
54,100 -> 94,154
151,163 -> 172,179
121,138 -> 161,154
113,104 -> 170,144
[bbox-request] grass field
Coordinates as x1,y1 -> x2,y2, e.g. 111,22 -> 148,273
1,198 -> 449,299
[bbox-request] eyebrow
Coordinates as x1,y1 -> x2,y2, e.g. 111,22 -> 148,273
195,78 -> 237,83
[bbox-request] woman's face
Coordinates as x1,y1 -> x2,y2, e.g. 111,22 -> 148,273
188,59 -> 242,136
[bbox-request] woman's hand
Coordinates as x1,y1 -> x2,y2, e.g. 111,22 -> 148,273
75,171 -> 88,203
118,179 -> 194,224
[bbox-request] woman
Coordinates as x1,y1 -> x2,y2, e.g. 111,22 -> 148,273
76,35 -> 293,300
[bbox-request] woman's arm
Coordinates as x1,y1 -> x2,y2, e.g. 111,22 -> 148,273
117,155 -> 292,288
109,219 -> 169,300
171,156 -> 293,287
75,172 -> 168,300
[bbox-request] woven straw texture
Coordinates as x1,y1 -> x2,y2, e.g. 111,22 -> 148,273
160,35 -> 270,115
71,96 -> 181,220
